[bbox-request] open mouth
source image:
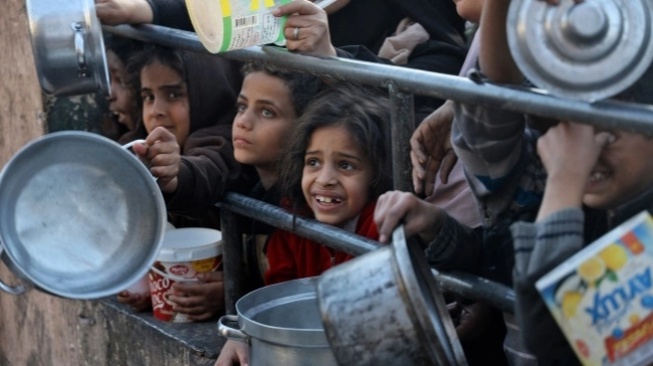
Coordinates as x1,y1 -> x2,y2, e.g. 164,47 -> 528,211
315,195 -> 342,205
588,171 -> 610,183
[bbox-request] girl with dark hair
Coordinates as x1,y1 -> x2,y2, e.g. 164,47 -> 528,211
117,44 -> 256,321
265,83 -> 392,284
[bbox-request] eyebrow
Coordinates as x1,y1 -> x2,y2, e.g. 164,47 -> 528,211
238,94 -> 281,109
141,82 -> 186,93
305,150 -> 363,162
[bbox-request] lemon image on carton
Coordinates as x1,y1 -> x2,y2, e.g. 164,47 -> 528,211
578,256 -> 606,285
599,244 -> 628,271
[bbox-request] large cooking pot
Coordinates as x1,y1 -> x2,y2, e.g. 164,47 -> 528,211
317,226 -> 467,366
0,131 -> 166,299
218,277 -> 338,366
26,0 -> 110,96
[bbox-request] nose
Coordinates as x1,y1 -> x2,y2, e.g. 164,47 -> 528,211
315,164 -> 337,187
234,108 -> 254,130
148,97 -> 166,119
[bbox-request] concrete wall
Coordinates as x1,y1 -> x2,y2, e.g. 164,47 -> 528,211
0,4 -> 221,365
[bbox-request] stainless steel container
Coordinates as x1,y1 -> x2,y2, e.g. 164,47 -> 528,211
218,277 -> 337,366
26,0 -> 110,96
507,0 -> 653,102
317,226 -> 467,366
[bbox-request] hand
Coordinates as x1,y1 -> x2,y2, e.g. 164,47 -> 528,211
95,0 -> 154,25
535,122 -> 614,219
273,0 -> 337,57
410,100 -> 458,196
374,191 -> 445,244
117,290 -> 152,312
215,340 -> 250,366
167,271 -> 225,321
132,127 -> 181,194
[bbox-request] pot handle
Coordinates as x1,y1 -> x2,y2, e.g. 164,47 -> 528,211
0,239 -> 29,295
122,140 -> 158,181
217,315 -> 250,344
71,22 -> 88,78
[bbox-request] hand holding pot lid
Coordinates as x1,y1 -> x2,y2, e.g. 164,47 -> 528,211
507,0 -> 653,101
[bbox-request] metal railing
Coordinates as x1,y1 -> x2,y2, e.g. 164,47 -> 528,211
104,23 -> 653,315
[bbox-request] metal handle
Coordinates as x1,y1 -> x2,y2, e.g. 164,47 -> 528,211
217,315 -> 250,344
122,140 -> 158,181
71,22 -> 88,78
0,239 -> 29,295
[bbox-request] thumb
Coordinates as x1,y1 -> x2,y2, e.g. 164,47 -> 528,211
131,142 -> 149,157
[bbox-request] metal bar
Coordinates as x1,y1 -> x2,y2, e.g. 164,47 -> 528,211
218,193 -> 382,256
104,24 -> 653,135
388,83 -> 415,192
220,209 -> 243,315
436,270 -> 515,314
217,193 -> 515,313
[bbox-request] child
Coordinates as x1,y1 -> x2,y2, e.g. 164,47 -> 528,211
216,84 -> 393,366
117,44 -> 252,321
451,0 -> 653,364
231,62 -> 325,290
101,34 -> 142,142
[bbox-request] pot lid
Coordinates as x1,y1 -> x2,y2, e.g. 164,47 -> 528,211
506,0 -> 653,102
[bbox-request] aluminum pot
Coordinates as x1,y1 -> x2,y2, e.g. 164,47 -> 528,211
317,226 -> 467,366
506,0 -> 653,102
218,277 -> 338,366
0,131 -> 166,299
26,0 -> 109,96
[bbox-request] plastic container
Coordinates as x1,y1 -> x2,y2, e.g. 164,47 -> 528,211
149,227 -> 223,322
185,0 -> 292,53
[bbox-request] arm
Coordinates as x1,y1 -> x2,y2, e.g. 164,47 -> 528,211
95,0 -> 193,30
511,122 -> 613,358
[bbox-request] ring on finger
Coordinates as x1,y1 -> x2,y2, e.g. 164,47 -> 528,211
293,26 -> 300,41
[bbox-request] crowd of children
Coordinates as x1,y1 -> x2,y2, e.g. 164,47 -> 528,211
89,0 -> 653,365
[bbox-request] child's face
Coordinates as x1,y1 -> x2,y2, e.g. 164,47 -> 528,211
140,61 -> 191,147
302,125 -> 373,227
107,50 -> 136,131
233,71 -> 297,171
583,130 -> 653,209
452,0 -> 483,23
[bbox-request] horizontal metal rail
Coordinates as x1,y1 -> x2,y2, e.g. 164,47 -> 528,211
219,193 -> 515,313
105,24 -> 653,135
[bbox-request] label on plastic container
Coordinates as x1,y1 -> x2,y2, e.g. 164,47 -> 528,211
185,0 -> 292,53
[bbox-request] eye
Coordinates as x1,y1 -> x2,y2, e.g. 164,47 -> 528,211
141,92 -> 153,103
261,108 -> 276,118
236,102 -> 247,113
339,161 -> 355,170
305,158 -> 320,167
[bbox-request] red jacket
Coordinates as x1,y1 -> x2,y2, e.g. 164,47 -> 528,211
264,201 -> 379,285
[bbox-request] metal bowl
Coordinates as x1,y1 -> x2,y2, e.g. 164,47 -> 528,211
0,132 -> 166,299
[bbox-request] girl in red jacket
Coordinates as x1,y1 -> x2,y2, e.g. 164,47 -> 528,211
265,83 -> 393,284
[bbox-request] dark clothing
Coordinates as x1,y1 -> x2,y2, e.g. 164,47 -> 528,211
123,49 -> 257,228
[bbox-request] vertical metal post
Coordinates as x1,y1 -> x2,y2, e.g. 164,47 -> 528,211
388,82 -> 415,192
220,209 -> 243,315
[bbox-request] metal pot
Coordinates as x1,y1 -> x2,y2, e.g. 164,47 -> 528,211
0,131 -> 166,299
26,0 -> 110,96
218,277 -> 338,366
317,226 -> 467,366
507,0 -> 653,102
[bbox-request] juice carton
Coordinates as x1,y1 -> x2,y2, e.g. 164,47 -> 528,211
536,211 -> 653,366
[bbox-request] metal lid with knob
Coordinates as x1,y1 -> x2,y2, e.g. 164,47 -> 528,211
507,0 -> 653,102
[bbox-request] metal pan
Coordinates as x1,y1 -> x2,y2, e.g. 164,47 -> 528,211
26,0 -> 109,96
0,131 -> 166,299
317,226 -> 467,366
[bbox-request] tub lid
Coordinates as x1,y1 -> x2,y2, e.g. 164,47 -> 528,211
158,228 -> 222,262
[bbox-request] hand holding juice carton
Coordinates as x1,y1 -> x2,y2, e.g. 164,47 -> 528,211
537,211 -> 653,366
